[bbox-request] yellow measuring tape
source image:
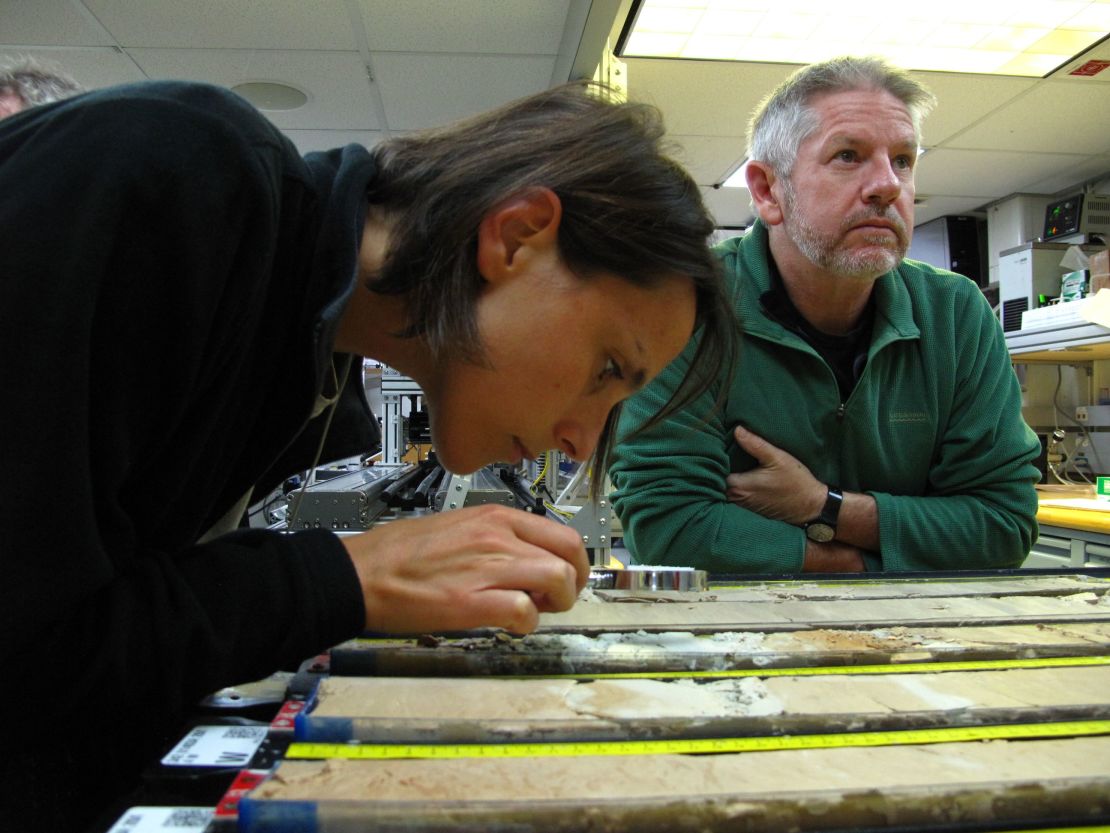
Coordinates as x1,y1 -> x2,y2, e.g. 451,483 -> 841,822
286,719 -> 1110,761
710,574 -> 1110,588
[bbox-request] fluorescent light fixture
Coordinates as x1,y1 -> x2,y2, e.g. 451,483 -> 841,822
621,0 -> 1110,77
721,159 -> 749,188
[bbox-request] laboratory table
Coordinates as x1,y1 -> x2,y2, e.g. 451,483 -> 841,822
113,570 -> 1110,833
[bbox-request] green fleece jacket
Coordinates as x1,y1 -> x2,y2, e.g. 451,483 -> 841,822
610,221 -> 1041,573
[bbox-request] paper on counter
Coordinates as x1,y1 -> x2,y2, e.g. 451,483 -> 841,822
1060,244 -> 1091,272
1077,288 -> 1110,328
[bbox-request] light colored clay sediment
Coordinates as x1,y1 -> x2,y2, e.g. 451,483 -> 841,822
307,666 -> 1108,723
251,737 -> 1109,803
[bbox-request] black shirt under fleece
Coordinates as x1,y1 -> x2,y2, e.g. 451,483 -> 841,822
0,81 -> 380,831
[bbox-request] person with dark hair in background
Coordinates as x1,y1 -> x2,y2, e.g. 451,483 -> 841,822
0,78 -> 734,831
0,55 -> 83,117
610,56 -> 1041,575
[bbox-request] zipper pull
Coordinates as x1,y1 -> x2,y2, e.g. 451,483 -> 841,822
836,403 -> 846,420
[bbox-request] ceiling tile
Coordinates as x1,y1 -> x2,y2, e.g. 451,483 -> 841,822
372,52 -> 555,130
85,0 -> 355,50
357,0 -> 570,54
1,1 -> 1105,241
944,79 -> 1110,154
917,147 -> 1097,197
701,185 -> 755,229
127,48 -> 381,130
625,58 -> 797,137
909,71 -> 1035,146
0,0 -> 114,46
1022,154 -> 1110,194
668,134 -> 747,185
0,47 -> 146,90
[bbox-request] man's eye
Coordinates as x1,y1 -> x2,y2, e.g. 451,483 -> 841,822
835,150 -> 857,162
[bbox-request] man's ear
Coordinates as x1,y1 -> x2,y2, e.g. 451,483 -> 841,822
476,187 -> 562,282
0,91 -> 24,118
746,161 -> 784,227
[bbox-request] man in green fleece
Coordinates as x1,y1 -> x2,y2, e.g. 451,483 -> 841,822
609,56 -> 1041,574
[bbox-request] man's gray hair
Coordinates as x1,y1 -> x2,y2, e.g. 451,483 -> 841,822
0,56 -> 84,107
747,56 -> 937,178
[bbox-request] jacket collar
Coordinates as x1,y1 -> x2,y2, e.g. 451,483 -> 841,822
721,219 -> 920,350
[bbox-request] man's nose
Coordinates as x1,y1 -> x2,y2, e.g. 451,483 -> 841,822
863,158 -> 902,205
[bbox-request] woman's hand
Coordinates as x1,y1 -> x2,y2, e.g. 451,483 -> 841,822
342,504 -> 589,635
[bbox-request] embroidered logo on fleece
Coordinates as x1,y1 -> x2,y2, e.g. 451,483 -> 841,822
889,410 -> 928,424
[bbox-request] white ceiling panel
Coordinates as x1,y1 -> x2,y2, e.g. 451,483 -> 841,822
0,46 -> 146,89
1022,153 -> 1110,194
945,79 -> 1110,154
909,71 -> 1037,146
700,185 -> 756,229
917,147 -> 1098,197
1,0 -> 115,46
668,134 -> 747,185
625,58 -> 796,137
126,48 -> 379,130
372,52 -> 556,130
357,0 -> 571,55
84,0 -> 355,50
1,1 -> 1107,239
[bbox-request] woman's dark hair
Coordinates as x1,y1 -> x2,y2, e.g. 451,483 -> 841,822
368,81 -> 735,488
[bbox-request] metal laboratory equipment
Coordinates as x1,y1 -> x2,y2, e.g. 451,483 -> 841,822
998,241 -> 1104,332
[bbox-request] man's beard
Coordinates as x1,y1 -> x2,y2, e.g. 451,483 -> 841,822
781,179 -> 909,280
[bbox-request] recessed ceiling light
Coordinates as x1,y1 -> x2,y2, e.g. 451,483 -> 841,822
620,0 -> 1110,77
231,81 -> 308,111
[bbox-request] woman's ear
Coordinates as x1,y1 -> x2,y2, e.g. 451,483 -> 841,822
746,161 -> 784,227
476,187 -> 563,282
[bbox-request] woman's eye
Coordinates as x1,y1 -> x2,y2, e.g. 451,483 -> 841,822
599,357 -> 623,383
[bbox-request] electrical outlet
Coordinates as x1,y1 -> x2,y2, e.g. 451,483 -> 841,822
1076,407 -> 1089,423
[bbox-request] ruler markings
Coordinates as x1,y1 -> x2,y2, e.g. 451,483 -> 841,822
287,719 -> 1110,761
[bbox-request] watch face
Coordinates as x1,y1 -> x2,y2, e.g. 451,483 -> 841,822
805,522 -> 835,543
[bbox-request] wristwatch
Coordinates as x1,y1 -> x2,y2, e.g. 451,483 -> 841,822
804,487 -> 843,543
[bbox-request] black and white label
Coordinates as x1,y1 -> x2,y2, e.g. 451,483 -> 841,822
160,724 -> 267,767
106,806 -> 213,831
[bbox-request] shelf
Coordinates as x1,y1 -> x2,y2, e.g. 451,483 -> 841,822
1005,320 -> 1110,363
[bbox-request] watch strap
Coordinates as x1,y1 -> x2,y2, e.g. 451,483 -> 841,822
816,487 -> 843,526
804,487 -> 843,542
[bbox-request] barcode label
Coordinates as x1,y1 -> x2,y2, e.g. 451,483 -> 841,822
106,806 -> 212,832
161,724 -> 267,767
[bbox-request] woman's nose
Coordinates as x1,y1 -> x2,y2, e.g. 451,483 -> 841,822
553,406 -> 609,462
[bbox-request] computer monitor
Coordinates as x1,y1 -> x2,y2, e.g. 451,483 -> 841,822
1043,192 -> 1110,242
